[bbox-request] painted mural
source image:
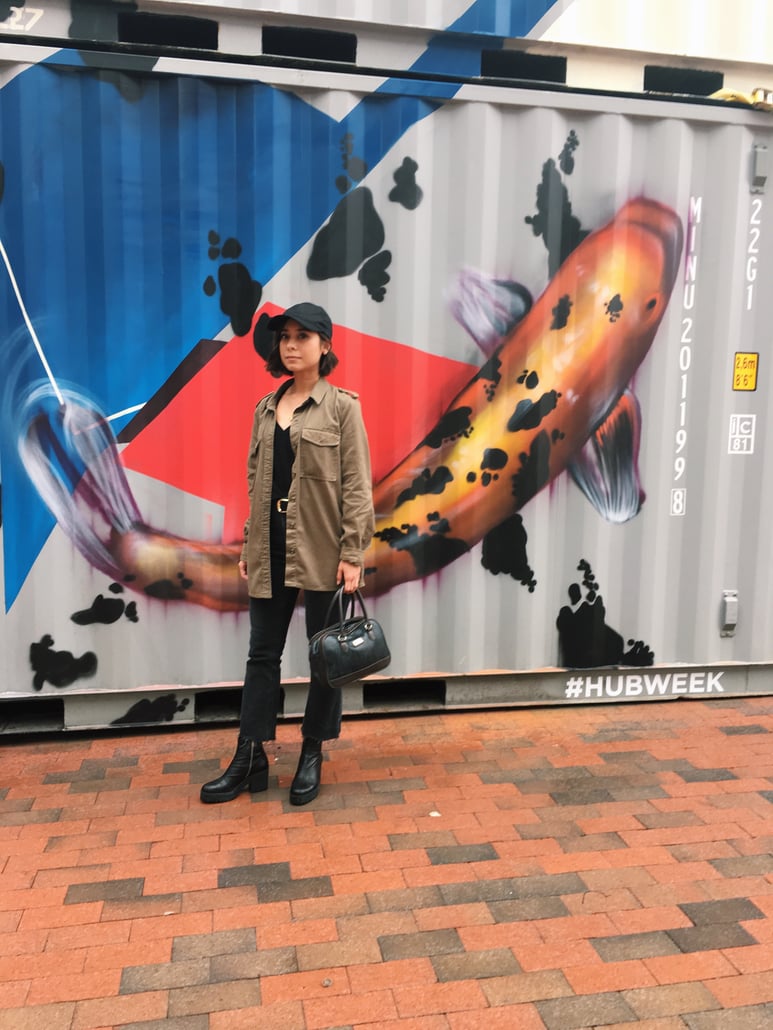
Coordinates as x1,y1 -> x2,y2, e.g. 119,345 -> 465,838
3,0 -> 768,717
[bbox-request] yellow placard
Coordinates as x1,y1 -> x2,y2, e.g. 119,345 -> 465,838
733,352 -> 758,391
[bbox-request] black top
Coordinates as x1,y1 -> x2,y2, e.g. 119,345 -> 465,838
272,422 -> 294,500
269,423 -> 294,567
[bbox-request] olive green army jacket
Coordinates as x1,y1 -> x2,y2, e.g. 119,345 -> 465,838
241,377 -> 375,597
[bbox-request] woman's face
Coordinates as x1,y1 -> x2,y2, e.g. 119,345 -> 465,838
278,319 -> 330,377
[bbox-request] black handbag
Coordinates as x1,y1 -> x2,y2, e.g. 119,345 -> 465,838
309,587 -> 391,689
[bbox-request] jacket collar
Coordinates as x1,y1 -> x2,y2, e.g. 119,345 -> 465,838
269,377 -> 331,410
309,378 -> 332,404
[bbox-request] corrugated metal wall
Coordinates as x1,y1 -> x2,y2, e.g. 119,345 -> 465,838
1,39 -> 772,727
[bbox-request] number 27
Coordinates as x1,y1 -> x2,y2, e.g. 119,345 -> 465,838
3,7 -> 44,32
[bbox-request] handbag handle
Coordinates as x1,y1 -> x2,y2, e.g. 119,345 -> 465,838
323,585 -> 370,633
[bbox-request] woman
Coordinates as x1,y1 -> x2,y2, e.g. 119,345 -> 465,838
201,302 -> 374,805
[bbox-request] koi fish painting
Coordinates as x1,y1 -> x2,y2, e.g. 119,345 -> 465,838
18,196 -> 682,609
367,197 -> 683,594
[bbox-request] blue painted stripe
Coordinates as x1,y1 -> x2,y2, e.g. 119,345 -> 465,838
450,0 -> 559,37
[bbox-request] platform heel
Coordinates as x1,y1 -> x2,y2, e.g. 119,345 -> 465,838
200,737 -> 269,804
289,737 -> 323,805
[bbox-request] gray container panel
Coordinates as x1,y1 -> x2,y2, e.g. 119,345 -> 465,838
1,51 -> 772,726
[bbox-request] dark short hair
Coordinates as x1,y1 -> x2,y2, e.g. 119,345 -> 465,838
266,336 -> 339,378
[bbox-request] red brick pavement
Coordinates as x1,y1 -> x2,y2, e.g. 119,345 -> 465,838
1,697 -> 773,1029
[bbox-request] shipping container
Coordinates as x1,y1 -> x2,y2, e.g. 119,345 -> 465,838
2,0 -> 773,731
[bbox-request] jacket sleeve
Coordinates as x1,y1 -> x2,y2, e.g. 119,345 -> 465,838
337,392 -> 375,567
241,401 -> 263,563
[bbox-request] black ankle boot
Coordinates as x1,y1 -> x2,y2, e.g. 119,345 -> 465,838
200,737 -> 268,804
289,737 -> 323,806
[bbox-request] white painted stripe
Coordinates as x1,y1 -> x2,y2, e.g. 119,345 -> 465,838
106,404 -> 145,422
0,236 -> 63,406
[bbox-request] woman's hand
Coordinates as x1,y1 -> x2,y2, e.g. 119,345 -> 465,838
337,560 -> 361,593
238,560 -> 248,581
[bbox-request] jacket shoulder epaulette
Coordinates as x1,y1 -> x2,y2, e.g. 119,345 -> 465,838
335,386 -> 360,400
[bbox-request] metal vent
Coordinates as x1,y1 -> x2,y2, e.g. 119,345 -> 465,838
644,65 -> 723,96
117,12 -> 219,51
262,26 -> 357,64
481,50 -> 567,84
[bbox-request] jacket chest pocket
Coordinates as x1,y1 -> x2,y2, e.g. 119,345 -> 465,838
300,428 -> 339,481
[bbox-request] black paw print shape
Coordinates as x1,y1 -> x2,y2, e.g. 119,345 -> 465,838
336,133 -> 368,194
558,130 -> 580,175
388,157 -> 423,210
71,582 -> 139,626
307,133 -> 392,302
203,231 -> 262,337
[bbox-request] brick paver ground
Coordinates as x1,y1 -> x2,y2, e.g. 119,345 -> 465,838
2,696 -> 773,1029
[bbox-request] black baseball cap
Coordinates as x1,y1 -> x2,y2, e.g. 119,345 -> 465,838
266,302 -> 333,339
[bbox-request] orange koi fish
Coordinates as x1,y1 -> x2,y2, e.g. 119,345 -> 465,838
364,197 -> 683,596
20,197 -> 681,608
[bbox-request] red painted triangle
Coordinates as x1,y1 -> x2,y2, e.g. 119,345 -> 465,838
120,305 -> 477,542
